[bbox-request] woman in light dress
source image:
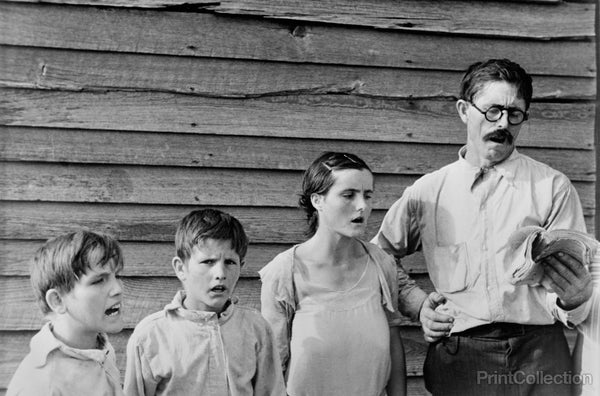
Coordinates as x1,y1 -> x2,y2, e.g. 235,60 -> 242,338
259,152 -> 406,396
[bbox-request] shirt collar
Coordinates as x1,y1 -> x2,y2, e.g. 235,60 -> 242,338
29,322 -> 111,368
166,290 -> 236,324
457,145 -> 519,188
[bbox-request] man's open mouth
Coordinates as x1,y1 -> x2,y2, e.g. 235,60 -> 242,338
486,129 -> 513,144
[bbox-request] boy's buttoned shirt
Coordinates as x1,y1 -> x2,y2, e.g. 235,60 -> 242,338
374,147 -> 590,333
124,291 -> 285,396
7,323 -> 123,396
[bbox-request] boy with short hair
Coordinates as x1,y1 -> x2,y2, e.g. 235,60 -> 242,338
123,208 -> 285,396
7,230 -> 125,396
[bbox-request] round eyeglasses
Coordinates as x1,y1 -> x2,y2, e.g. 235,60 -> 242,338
469,102 -> 528,126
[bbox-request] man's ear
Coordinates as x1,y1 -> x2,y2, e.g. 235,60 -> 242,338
310,193 -> 323,212
456,99 -> 470,124
172,256 -> 187,282
45,288 -> 67,314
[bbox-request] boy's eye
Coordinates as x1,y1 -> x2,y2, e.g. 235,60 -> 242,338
92,277 -> 105,285
225,260 -> 239,266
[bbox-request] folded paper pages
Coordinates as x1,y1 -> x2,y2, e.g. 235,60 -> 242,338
508,227 -> 597,286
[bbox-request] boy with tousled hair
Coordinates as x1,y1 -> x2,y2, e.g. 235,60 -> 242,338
7,230 -> 125,396
124,208 -> 285,396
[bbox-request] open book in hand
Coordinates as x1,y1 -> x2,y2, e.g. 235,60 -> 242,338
508,227 -> 597,286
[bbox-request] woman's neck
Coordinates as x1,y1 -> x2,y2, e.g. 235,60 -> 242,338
302,230 -> 362,266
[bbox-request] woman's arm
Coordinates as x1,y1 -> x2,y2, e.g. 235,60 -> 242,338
386,326 -> 407,396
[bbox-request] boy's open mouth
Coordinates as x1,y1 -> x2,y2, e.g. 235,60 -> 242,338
105,303 -> 121,317
210,285 -> 227,293
351,216 -> 364,224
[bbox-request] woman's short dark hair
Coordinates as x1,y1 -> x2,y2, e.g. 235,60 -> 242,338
298,152 -> 371,237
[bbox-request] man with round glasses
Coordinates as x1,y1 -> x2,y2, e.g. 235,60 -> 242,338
373,58 -> 593,395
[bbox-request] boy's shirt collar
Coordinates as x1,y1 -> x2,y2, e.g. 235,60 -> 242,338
29,322 -> 111,368
166,290 -> 236,324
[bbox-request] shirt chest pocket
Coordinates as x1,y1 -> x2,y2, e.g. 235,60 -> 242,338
424,241 -> 472,293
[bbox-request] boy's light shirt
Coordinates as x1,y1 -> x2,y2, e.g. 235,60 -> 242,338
7,322 -> 123,396
124,290 -> 285,396
373,147 -> 589,333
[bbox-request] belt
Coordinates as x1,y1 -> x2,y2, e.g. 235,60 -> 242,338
453,322 -> 560,339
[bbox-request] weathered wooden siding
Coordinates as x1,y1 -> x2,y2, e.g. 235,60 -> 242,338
0,1 -> 596,394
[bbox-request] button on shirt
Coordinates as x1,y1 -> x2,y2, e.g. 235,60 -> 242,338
373,147 -> 590,333
7,322 -> 123,396
124,291 -> 285,396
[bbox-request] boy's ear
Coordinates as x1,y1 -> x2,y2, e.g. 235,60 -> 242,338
172,256 -> 187,281
45,288 -> 67,314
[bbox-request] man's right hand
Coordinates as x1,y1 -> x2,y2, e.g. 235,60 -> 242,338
419,292 -> 454,343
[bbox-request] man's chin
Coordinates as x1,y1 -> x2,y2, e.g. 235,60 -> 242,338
484,144 -> 514,165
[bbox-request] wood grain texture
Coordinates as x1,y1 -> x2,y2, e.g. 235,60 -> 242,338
0,162 -> 595,212
0,202 -> 595,243
0,275 -> 433,330
11,0 -> 593,42
0,3 -> 595,76
0,162 -> 414,208
203,0 -> 594,39
0,240 -> 428,277
1,46 -> 595,100
0,127 -> 595,174
0,201 -> 384,243
4,0 -> 592,38
0,89 -> 594,148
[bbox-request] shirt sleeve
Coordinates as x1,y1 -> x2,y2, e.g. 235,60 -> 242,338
548,294 -> 592,328
259,266 -> 294,374
376,249 -> 403,328
543,180 -> 586,233
372,189 -> 428,320
371,188 -> 422,259
253,320 -> 287,396
542,180 -> 590,326
124,333 -> 158,396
